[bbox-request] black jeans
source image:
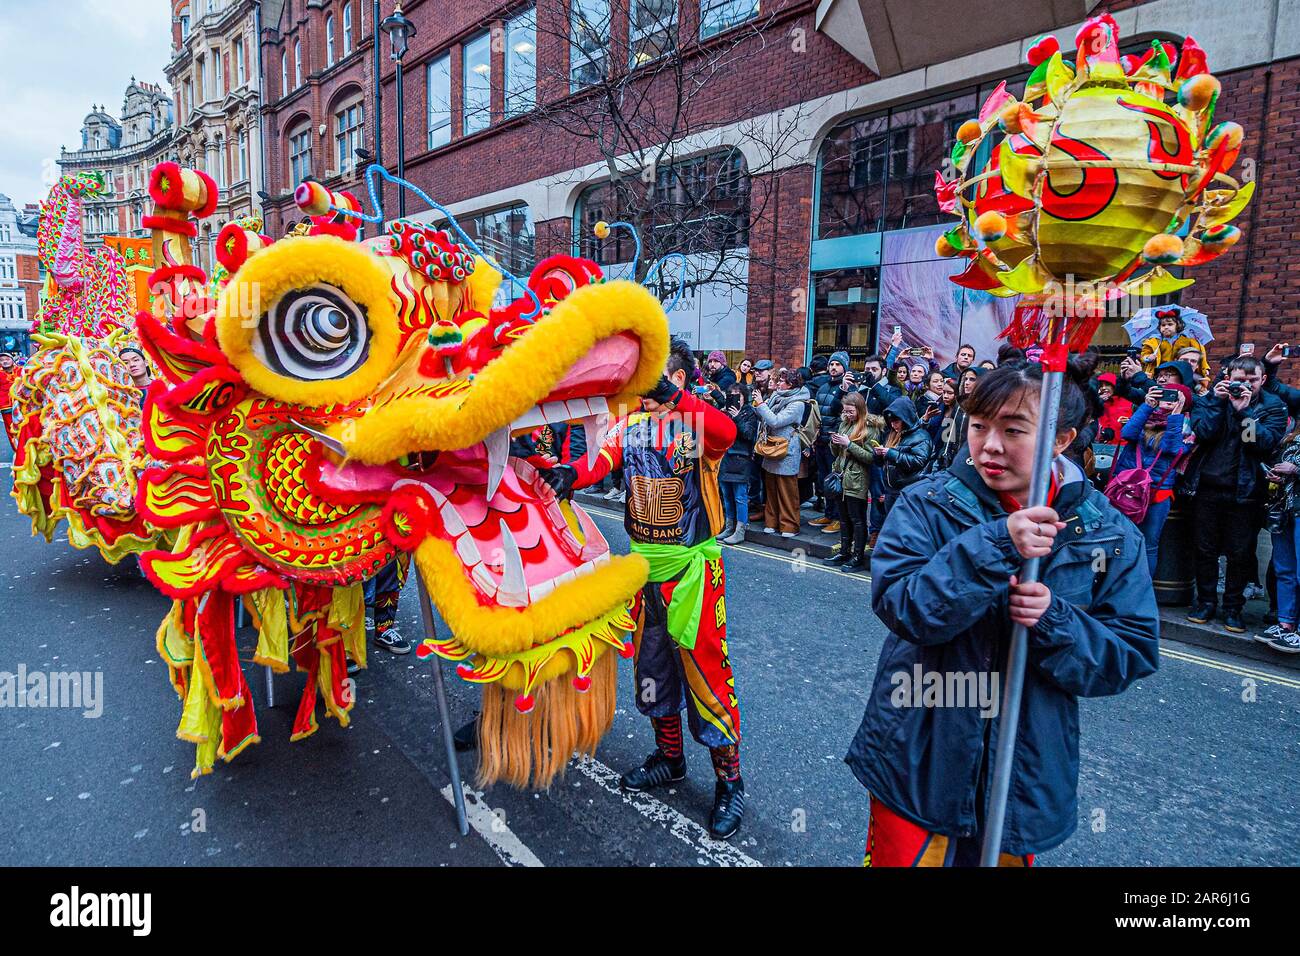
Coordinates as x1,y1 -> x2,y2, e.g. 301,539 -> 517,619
1192,488 -> 1260,611
840,494 -> 868,559
815,438 -> 839,519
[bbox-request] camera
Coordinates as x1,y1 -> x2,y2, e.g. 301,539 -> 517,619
1227,382 -> 1246,398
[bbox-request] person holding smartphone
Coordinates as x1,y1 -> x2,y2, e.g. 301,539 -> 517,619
1111,382 -> 1191,573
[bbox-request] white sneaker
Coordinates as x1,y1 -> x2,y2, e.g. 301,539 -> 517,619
1243,583 -> 1265,601
780,531 -> 797,538
615,490 -> 626,503
603,487 -> 620,500
763,527 -> 776,534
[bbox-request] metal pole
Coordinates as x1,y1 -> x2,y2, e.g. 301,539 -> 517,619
415,570 -> 469,836
371,0 -> 383,219
979,360 -> 1064,866
264,665 -> 275,708
395,59 -> 406,218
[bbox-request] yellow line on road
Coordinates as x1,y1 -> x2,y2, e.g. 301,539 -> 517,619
582,501 -> 1300,689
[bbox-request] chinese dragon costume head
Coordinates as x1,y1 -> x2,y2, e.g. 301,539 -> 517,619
935,14 -> 1253,345
136,163 -> 668,786
8,172 -> 159,562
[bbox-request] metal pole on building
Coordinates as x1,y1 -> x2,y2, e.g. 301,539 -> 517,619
372,0 -> 384,219
380,2 -> 415,219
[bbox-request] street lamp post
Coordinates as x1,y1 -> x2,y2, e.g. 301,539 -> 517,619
381,2 -> 416,218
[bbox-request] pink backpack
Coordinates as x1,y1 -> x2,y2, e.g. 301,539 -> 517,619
1103,442 -> 1171,523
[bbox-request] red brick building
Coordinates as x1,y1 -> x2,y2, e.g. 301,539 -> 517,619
267,0 -> 1300,375
258,0 -> 376,235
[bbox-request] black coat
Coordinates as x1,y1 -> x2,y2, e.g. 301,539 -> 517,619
881,396 -> 933,492
720,405 -> 758,482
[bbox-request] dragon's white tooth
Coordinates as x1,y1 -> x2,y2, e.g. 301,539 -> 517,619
566,398 -> 591,418
471,563 -> 498,595
541,401 -> 569,424
588,397 -> 608,415
574,561 -> 595,578
484,426 -> 509,502
528,577 -> 556,603
583,413 -> 609,468
511,407 -> 544,431
454,532 -> 481,567
440,503 -> 467,536
593,551 -> 610,565
497,519 -> 529,604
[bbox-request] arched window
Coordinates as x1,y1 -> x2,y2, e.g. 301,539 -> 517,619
280,51 -> 288,97
332,90 -> 365,175
343,2 -> 354,55
326,14 -> 336,66
287,119 -> 313,185
294,40 -> 303,88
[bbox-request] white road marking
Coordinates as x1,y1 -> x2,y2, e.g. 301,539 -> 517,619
441,783 -> 545,867
572,756 -> 762,867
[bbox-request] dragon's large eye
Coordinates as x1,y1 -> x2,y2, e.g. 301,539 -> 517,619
216,236 -> 399,405
256,284 -> 370,380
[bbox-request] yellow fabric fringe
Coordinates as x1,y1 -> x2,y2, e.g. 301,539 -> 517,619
476,650 -> 618,789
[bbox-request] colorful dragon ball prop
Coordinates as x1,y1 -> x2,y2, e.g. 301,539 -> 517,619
934,14 -> 1254,333
8,328 -> 158,562
135,161 -> 669,786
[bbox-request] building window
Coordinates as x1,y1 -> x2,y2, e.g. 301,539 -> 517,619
212,135 -> 226,188
0,253 -> 15,282
327,14 -> 336,66
700,0 -> 759,39
294,40 -> 303,87
0,293 -> 25,322
237,127 -> 248,181
212,46 -> 223,98
179,4 -> 191,39
183,78 -> 193,114
454,205 -> 535,301
570,0 -> 610,90
629,0 -> 676,67
280,51 -> 288,96
288,123 -> 313,185
505,8 -> 537,118
575,148 -> 750,266
197,57 -> 207,102
816,88 -> 976,239
427,54 -> 451,149
335,98 -> 365,175
463,31 -> 492,135
234,38 -> 246,86
343,2 -> 354,55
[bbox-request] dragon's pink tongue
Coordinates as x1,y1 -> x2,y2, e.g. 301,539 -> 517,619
317,459 -> 399,495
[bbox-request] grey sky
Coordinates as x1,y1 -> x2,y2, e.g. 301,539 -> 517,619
0,0 -> 173,209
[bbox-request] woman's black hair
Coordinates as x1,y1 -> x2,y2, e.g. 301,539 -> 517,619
996,344 -> 1028,366
964,355 -> 1094,437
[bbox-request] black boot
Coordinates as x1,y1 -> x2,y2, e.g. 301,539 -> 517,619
709,777 -> 746,840
620,750 -> 687,792
843,555 -> 866,572
453,713 -> 480,752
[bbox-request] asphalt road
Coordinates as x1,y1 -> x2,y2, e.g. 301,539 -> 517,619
1,440 -> 1298,867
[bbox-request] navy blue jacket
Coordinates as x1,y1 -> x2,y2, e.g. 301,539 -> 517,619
881,396 -> 932,492
846,457 -> 1160,856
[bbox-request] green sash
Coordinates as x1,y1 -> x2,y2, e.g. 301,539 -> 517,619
629,538 -> 722,650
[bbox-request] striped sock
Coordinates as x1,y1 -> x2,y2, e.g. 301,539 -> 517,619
651,715 -> 683,759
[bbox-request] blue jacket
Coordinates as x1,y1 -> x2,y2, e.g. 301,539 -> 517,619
881,396 -> 932,492
845,456 -> 1160,856
1115,404 -> 1186,492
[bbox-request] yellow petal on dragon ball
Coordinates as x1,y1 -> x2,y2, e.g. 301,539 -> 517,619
1198,180 -> 1255,227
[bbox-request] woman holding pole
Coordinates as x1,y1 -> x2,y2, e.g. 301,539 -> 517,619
845,358 -> 1159,866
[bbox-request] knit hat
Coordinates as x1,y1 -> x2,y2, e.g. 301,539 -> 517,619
829,350 -> 851,371
707,350 -> 726,365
